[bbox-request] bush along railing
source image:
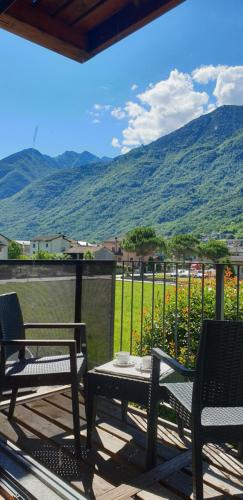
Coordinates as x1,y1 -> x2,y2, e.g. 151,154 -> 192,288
114,261 -> 243,367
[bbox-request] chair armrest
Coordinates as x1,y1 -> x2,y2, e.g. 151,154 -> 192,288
24,323 -> 87,355
152,347 -> 196,378
24,323 -> 86,329
0,339 -> 76,347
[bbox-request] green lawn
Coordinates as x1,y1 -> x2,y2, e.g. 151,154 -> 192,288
0,277 -> 172,361
114,279 -> 167,353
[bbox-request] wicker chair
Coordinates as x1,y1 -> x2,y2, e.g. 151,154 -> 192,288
0,292 -> 87,460
146,319 -> 243,499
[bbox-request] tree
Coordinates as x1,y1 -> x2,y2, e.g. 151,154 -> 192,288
122,227 -> 166,259
33,249 -> 53,260
198,240 -> 230,262
168,234 -> 200,261
32,250 -> 67,260
84,250 -> 94,260
8,240 -> 22,259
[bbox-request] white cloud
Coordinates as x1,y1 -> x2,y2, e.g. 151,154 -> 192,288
110,65 -> 243,153
213,66 -> 243,105
120,69 -> 208,148
90,103 -> 111,124
193,65 -> 243,106
121,146 -> 131,154
111,137 -> 121,148
94,103 -> 111,111
131,83 -> 138,91
192,65 -> 228,84
111,107 -> 126,120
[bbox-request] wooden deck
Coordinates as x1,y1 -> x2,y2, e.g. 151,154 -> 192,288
0,389 -> 242,499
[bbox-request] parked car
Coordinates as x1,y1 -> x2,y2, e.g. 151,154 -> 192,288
178,269 -> 190,277
193,271 -> 203,278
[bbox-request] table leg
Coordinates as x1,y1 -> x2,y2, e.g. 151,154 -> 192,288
121,400 -> 128,423
146,400 -> 158,469
86,390 -> 97,449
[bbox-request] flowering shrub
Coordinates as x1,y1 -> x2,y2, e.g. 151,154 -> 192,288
134,271 -> 243,367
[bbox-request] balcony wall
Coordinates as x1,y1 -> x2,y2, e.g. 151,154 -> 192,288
0,260 -> 115,368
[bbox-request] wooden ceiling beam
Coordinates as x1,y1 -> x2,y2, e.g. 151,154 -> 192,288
0,12 -> 88,61
0,0 -> 17,14
73,0 -> 131,31
1,0 -> 88,56
55,0 -> 102,26
0,0 -> 184,63
88,0 -> 185,55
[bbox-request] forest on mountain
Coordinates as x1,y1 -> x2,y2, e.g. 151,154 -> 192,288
0,105 -> 242,240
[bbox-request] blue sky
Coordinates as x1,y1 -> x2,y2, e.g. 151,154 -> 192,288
0,0 -> 243,160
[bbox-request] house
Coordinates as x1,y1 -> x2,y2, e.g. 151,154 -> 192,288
65,244 -> 115,260
30,234 -> 75,256
0,233 -> 10,260
103,238 -> 154,263
94,247 -> 115,261
65,243 -> 100,260
226,239 -> 243,257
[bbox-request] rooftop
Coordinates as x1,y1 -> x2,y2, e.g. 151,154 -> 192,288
31,234 -> 73,242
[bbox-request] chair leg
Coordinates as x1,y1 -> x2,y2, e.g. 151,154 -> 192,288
71,379 -> 82,461
86,393 -> 97,450
8,388 -> 18,420
146,401 -> 158,470
238,441 -> 243,460
192,440 -> 204,500
177,417 -> 184,440
82,372 -> 88,420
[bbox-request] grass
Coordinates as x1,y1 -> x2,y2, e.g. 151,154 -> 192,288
0,276 -> 173,360
114,279 -> 172,353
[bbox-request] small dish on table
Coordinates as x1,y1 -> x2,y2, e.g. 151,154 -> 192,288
113,359 -> 135,367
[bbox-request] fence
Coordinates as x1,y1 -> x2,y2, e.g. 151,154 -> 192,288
0,260 -> 116,367
0,259 -> 242,367
114,261 -> 243,364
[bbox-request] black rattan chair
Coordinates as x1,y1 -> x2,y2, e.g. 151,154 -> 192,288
0,292 -> 87,460
146,319 -> 243,499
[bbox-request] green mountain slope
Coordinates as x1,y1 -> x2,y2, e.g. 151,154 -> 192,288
0,105 -> 242,239
0,148 -> 102,199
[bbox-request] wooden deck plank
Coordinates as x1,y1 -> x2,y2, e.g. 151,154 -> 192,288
0,391 -> 242,499
40,393 -> 243,498
204,443 -> 243,478
136,484 -> 183,499
7,405 -> 114,498
161,470 -> 227,499
26,398 -> 146,470
198,464 -> 243,497
49,393 -> 178,462
96,450 -> 192,500
25,399 -> 140,484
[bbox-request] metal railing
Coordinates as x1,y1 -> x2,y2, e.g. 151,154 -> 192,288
115,261 -> 243,364
0,259 -> 242,367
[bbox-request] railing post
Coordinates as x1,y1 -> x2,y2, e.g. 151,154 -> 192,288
75,261 -> 83,352
215,264 -> 224,320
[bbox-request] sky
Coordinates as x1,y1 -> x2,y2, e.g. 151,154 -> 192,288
0,0 -> 243,160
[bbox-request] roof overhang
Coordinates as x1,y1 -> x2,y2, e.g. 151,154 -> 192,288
0,0 -> 185,63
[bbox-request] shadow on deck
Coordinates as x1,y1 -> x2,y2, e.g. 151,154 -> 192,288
0,388 -> 242,499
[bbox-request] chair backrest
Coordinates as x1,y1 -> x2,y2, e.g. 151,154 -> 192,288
0,292 -> 25,359
193,319 -> 243,409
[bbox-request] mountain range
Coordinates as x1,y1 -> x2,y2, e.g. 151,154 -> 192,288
0,105 -> 242,240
